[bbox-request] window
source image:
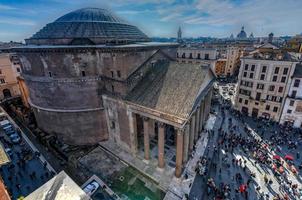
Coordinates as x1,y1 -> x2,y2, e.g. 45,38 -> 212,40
117,70 -> 121,78
205,54 -> 209,60
48,71 -> 52,77
0,79 -> 5,84
291,90 -> 297,98
256,92 -> 261,101
262,66 -> 267,73
16,68 -> 20,72
197,53 -> 201,59
0,70 -> 2,74
273,107 -> 278,112
245,64 -> 249,70
294,79 -> 300,87
278,87 -> 283,93
239,89 -> 251,96
189,53 -> 193,59
81,70 -> 86,77
239,98 -> 242,103
281,76 -> 286,83
272,76 -> 277,82
257,84 -> 264,89
260,74 -> 265,80
243,72 -> 247,77
265,105 -> 270,111
269,85 -> 275,91
111,85 -> 115,92
177,53 -> 179,58
111,71 -> 114,78
283,68 -> 288,75
274,67 -> 279,74
110,121 -> 115,129
290,100 -> 294,106
244,100 -> 248,105
249,73 -> 254,79
251,65 -> 255,71
287,109 -> 292,114
182,53 -> 186,58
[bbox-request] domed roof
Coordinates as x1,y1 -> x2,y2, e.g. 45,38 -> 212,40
237,26 -> 247,39
26,8 -> 150,45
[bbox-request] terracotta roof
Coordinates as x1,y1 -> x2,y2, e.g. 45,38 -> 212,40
126,61 -> 214,119
0,179 -> 10,200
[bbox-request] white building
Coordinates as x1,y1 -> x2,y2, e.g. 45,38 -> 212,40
280,63 -> 302,128
235,44 -> 300,122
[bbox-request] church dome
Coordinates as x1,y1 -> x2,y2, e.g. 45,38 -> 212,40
26,8 -> 150,45
237,26 -> 247,39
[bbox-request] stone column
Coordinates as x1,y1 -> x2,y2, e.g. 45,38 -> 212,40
175,128 -> 184,178
199,100 -> 205,130
183,124 -> 190,163
158,122 -> 165,168
194,108 -> 200,142
189,114 -> 195,152
143,117 -> 150,160
129,112 -> 138,154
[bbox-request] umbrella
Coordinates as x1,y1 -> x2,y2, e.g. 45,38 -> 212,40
285,155 -> 294,161
273,155 -> 281,160
239,184 -> 247,193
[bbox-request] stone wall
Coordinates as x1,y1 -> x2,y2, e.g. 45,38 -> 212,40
17,45 -> 176,146
33,107 -> 108,145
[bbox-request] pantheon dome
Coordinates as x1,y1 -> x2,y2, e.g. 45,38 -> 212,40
25,8 -> 150,45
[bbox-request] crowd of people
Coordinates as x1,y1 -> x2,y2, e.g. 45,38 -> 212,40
196,99 -> 302,200
0,125 -> 53,199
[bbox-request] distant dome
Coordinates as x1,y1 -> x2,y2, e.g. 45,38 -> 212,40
237,26 -> 247,39
26,8 -> 150,45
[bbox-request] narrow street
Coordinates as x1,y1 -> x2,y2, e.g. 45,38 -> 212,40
0,107 -> 56,199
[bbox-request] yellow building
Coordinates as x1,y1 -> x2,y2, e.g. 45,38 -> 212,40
0,53 -> 21,100
215,58 -> 226,77
287,35 -> 302,53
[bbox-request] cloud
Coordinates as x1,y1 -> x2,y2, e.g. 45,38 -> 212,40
0,18 -> 36,26
154,0 -> 302,35
0,4 -> 16,10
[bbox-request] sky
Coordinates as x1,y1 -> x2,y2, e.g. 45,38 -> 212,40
0,0 -> 302,42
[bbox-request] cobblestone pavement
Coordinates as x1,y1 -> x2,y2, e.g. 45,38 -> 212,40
190,100 -> 302,200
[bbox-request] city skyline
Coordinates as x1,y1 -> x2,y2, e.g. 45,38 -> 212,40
0,0 -> 302,42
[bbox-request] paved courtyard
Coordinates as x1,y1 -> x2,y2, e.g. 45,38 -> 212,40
191,99 -> 302,200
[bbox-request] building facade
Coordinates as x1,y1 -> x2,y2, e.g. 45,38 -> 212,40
177,47 -> 217,73
215,58 -> 226,77
14,8 -> 215,178
235,44 -> 299,122
280,64 -> 302,128
0,53 -> 21,100
225,46 -> 240,76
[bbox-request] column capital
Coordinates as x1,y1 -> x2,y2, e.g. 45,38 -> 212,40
142,116 -> 149,121
158,122 -> 165,128
175,128 -> 184,135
